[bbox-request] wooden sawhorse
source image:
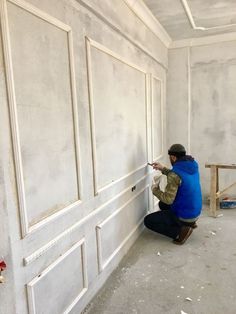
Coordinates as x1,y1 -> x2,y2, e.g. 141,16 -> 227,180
205,163 -> 236,217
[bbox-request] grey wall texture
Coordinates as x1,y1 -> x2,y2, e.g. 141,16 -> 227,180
167,41 -> 236,199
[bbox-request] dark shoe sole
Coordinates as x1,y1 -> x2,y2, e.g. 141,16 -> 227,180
173,227 -> 193,245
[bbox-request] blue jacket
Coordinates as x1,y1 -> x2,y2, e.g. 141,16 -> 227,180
171,158 -> 202,219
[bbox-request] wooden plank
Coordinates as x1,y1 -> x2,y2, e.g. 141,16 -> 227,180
205,163 -> 236,169
216,167 -> 219,208
216,181 -> 236,198
209,165 -> 217,217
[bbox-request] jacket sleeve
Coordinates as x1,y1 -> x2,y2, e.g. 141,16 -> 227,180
152,170 -> 181,205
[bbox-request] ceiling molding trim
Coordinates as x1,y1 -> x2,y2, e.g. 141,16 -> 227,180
181,0 -> 236,31
170,32 -> 236,49
123,0 -> 172,48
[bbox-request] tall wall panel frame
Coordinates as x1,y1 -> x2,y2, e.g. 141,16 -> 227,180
86,37 -> 151,196
0,0 -> 82,237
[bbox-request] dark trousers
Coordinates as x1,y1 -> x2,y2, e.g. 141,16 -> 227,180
144,201 -> 195,240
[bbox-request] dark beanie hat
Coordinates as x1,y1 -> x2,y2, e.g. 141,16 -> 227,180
168,144 -> 186,156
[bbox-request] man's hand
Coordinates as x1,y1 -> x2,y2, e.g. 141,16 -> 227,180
152,162 -> 164,171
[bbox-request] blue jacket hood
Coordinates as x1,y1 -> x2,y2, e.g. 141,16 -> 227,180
173,156 -> 198,175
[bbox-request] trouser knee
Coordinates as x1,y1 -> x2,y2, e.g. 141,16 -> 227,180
144,215 -> 151,228
159,201 -> 171,211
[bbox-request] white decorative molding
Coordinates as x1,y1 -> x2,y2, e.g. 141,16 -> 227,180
24,174 -> 148,266
148,186 -> 154,213
170,32 -> 236,49
181,0 -> 236,31
27,238 -> 88,314
0,0 -> 82,237
151,75 -> 164,162
97,163 -> 148,194
187,47 -> 191,154
76,0 -> 168,69
123,0 -> 171,47
86,37 -> 149,196
0,0 -> 28,237
96,185 -> 149,273
146,73 -> 152,166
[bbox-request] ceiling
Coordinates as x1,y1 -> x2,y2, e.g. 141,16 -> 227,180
143,0 -> 236,40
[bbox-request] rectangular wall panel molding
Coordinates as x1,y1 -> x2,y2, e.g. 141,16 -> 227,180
0,0 -> 82,237
151,74 -> 164,161
86,37 -> 150,196
24,174 -> 148,266
96,186 -> 149,272
27,238 -> 88,314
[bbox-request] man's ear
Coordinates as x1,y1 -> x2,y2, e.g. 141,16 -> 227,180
170,155 -> 177,163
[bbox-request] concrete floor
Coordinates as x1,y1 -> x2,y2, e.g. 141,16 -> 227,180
83,208 -> 236,314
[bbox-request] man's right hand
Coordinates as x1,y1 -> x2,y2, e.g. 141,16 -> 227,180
152,162 -> 164,171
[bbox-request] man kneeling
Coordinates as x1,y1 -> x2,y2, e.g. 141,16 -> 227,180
144,144 -> 202,245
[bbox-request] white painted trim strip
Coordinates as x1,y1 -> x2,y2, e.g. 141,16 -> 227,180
181,0 -> 236,31
145,72 -> 151,172
151,75 -> 164,162
85,37 -> 99,196
67,29 -> 83,201
187,47 -> 191,154
27,238 -> 88,314
0,0 -> 29,237
95,224 -> 103,273
148,186 -> 154,213
146,73 -> 152,168
24,175 -> 148,266
123,0 -> 171,47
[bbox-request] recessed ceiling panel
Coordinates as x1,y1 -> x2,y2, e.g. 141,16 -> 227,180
189,0 -> 236,28
144,0 -> 236,40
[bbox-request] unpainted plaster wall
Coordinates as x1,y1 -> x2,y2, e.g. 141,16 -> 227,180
167,41 -> 236,199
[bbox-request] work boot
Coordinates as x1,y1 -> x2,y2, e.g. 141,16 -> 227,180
173,226 -> 193,245
191,222 -> 198,229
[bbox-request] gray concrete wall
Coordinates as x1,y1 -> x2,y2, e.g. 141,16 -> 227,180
167,41 -> 236,200
0,30 -> 17,314
0,0 -> 167,313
